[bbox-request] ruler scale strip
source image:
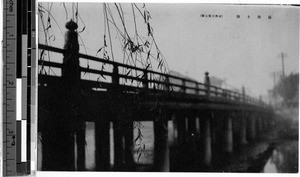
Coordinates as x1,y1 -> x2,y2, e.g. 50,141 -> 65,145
27,0 -> 34,173
3,0 -> 36,176
3,0 -> 18,176
30,0 -> 36,173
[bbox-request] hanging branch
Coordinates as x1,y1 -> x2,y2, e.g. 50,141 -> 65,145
104,4 -> 115,61
62,2 -> 68,20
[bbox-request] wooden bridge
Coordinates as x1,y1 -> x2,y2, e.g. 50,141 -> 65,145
37,23 -> 275,172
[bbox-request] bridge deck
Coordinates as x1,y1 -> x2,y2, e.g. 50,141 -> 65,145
39,74 -> 270,121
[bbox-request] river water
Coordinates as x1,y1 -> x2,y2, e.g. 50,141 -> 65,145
263,140 -> 298,173
38,116 -> 298,173
84,121 -> 168,170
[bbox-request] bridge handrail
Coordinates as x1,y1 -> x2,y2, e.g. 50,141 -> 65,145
38,44 -> 264,106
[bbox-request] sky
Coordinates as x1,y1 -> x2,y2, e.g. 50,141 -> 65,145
147,4 -> 299,96
38,2 -> 299,98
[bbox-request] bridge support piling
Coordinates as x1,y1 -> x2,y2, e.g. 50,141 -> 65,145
113,120 -> 124,171
154,118 -> 169,171
261,116 -> 266,131
177,114 -> 187,145
224,115 -> 233,153
247,114 -> 256,142
172,113 -> 178,141
171,113 -> 195,171
195,117 -> 200,136
200,115 -> 212,166
95,120 -> 110,171
41,126 -> 75,171
209,111 -> 223,164
76,122 -> 86,171
257,116 -> 263,135
124,121 -> 134,171
239,113 -> 248,145
262,115 -> 269,131
41,20 -> 81,171
187,116 -> 197,137
210,113 -> 217,146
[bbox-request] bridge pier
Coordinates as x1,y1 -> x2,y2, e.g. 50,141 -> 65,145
187,115 -> 197,138
187,114 -> 199,170
153,115 -> 169,171
113,119 -> 124,171
239,112 -> 248,145
171,113 -> 178,142
170,112 -> 187,171
177,113 -> 187,145
210,111 -> 224,156
41,124 -> 76,171
256,116 -> 263,136
112,118 -> 134,171
224,114 -> 233,153
76,121 -> 86,170
199,111 -> 212,166
95,119 -> 110,171
261,115 -> 266,131
124,120 -> 134,171
195,117 -> 201,139
170,112 -> 202,171
247,113 -> 256,142
262,115 -> 269,132
203,117 -> 212,166
210,112 -> 217,146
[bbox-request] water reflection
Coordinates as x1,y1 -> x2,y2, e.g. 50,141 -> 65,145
263,141 -> 298,173
263,150 -> 282,173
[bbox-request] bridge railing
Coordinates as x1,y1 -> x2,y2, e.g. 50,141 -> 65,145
38,44 -> 265,107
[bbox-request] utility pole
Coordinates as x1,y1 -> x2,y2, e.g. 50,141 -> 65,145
280,52 -> 286,78
270,71 -> 278,107
273,72 -> 276,88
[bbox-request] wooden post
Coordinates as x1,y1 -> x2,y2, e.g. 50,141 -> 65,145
113,120 -> 124,171
247,113 -> 256,142
262,115 -> 268,131
199,110 -> 212,166
165,76 -> 170,92
256,116 -> 263,135
41,127 -> 75,171
182,79 -> 186,93
142,70 -> 149,89
177,114 -> 186,145
210,111 -> 224,156
95,120 -> 110,171
62,20 -> 80,86
124,121 -> 134,171
196,83 -> 200,95
110,56 -> 124,171
42,20 -> 83,171
239,112 -> 248,145
204,72 -> 211,99
195,117 -> 200,136
172,113 -> 178,141
203,117 -> 212,166
187,117 -> 196,136
224,115 -> 233,153
242,86 -> 245,102
112,64 -> 119,86
210,112 -> 217,145
76,122 -> 86,171
169,113 -> 178,172
153,116 -> 169,171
